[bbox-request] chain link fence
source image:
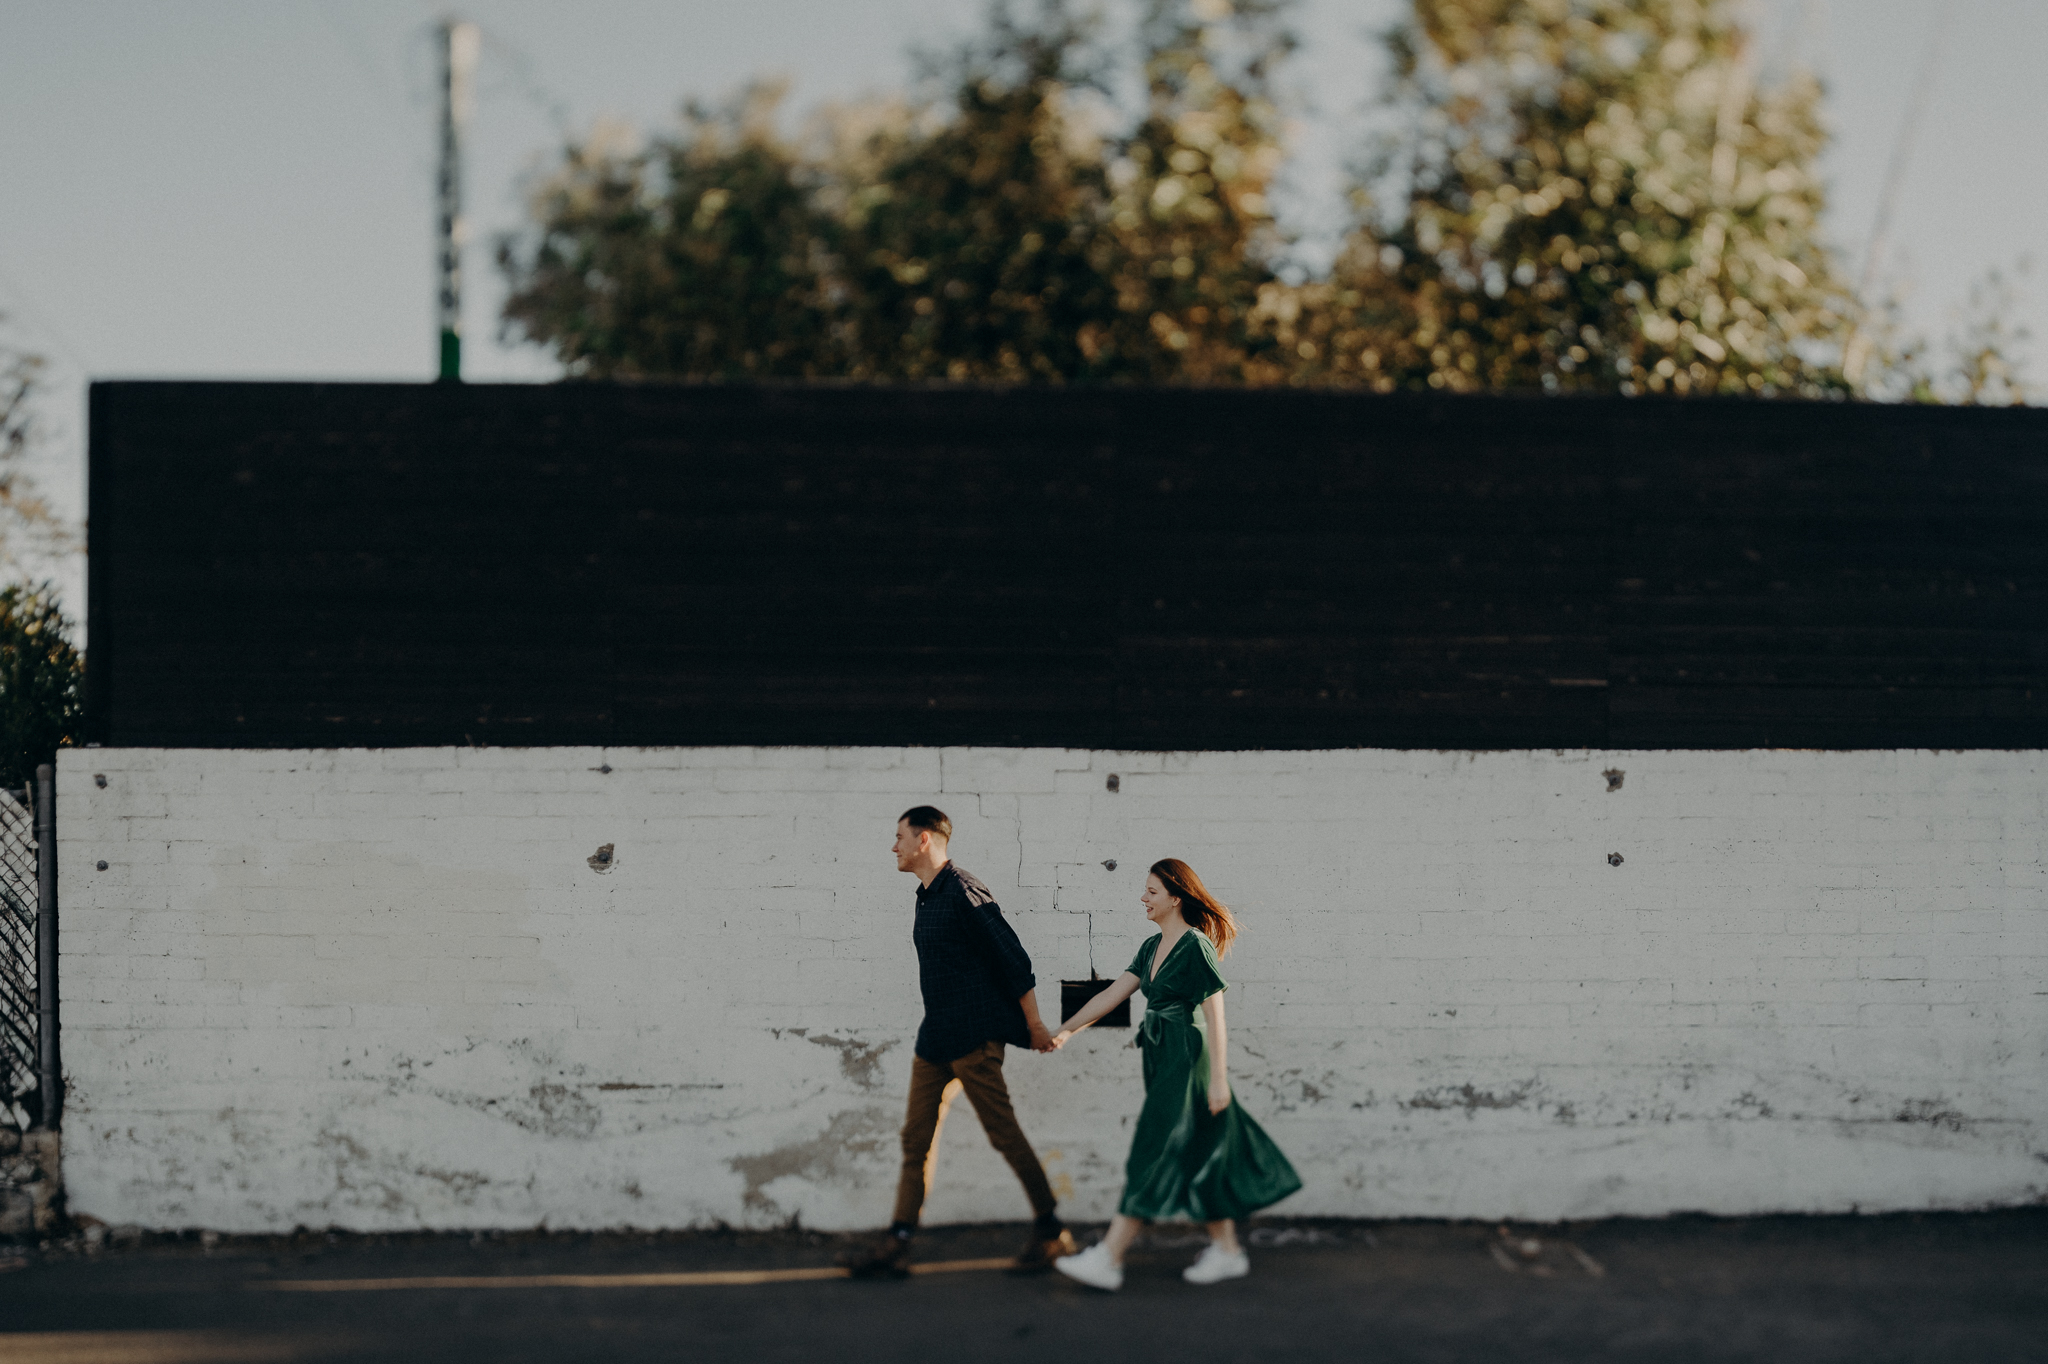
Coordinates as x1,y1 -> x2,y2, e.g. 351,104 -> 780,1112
0,786 -> 41,1130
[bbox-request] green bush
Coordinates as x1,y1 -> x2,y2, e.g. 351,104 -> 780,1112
0,584 -> 81,793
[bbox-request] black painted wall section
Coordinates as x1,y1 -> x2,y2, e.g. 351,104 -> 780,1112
87,382 -> 2048,749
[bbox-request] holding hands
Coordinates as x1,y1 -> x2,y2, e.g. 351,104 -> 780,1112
1044,970 -> 1141,1055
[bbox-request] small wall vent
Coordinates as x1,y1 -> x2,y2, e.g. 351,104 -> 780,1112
1060,979 -> 1131,1028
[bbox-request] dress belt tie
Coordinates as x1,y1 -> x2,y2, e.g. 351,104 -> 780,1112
1136,1002 -> 1199,1048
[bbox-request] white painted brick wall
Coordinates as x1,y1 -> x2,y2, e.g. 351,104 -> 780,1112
56,746 -> 2048,1231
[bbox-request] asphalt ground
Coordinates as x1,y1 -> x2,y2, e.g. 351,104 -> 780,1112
2,1211 -> 2044,1364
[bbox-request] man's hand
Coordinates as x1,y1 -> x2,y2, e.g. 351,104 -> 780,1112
1018,989 -> 1057,1053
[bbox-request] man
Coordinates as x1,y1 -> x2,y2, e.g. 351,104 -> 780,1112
844,805 -> 1077,1278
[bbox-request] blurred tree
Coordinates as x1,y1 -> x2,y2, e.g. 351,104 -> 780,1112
502,0 -> 1298,384
502,0 -> 2023,406
0,334 -> 36,476
1851,259 -> 2033,406
1265,0 -> 1858,396
0,324 -> 68,565
499,86 -> 843,379
1939,260 -> 2033,407
1844,287 -> 1937,405
1092,0 -> 1294,382
833,1 -> 1119,381
0,584 -> 81,793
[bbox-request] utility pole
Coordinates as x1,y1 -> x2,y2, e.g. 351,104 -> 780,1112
436,18 -> 480,382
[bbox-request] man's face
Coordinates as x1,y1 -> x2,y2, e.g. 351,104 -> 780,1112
892,819 -> 928,872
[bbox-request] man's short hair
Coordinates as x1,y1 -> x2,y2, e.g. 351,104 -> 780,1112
899,806 -> 952,842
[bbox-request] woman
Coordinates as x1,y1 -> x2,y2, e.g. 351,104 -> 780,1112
1049,858 -> 1301,1290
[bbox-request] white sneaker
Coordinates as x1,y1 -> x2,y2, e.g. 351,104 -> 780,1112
1054,1242 -> 1124,1292
1182,1243 -> 1250,1285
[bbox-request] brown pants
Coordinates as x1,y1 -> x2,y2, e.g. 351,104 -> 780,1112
891,1041 -> 1058,1227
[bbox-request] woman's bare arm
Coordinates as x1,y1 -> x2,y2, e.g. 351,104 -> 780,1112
1201,992 -> 1230,1113
1052,972 -> 1141,1044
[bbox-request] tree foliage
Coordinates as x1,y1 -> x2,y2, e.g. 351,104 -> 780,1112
1937,262 -> 2033,407
1844,259 -> 2035,406
498,90 -> 842,379
834,5 -> 1121,381
500,0 -> 1296,384
1096,0 -> 1292,382
0,584 -> 82,793
1265,0 -> 1855,395
0,326 -> 64,557
500,0 -> 2021,403
0,335 -> 37,475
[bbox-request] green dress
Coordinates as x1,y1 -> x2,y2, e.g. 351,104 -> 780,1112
1117,931 -> 1302,1222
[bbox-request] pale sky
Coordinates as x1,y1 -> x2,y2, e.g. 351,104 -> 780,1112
1,0 -> 2041,614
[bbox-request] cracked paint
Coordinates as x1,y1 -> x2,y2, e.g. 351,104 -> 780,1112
726,1107 -> 894,1215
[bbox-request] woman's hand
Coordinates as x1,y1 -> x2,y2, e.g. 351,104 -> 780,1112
1050,1030 -> 1073,1050
1207,1077 -> 1231,1115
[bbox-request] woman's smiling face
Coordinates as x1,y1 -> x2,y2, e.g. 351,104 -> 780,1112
1140,873 -> 1182,926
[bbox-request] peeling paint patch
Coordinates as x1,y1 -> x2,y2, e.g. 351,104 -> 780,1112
1730,1092 -> 1774,1120
459,1084 -> 602,1140
1404,1080 -> 1539,1116
1262,1068 -> 1342,1114
417,1165 -> 491,1199
1893,1100 -> 1973,1133
315,1131 -> 406,1214
805,1035 -> 898,1090
315,1131 -> 491,1212
727,1107 -> 893,1215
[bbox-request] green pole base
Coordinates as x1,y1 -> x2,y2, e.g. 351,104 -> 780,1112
438,330 -> 462,383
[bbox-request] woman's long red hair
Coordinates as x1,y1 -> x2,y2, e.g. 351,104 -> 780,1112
1150,858 -> 1238,958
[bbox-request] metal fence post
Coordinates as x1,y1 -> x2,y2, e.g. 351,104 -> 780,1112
34,763 -> 58,1129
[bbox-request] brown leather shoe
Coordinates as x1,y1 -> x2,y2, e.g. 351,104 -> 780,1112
1009,1227 -> 1079,1274
840,1234 -> 912,1280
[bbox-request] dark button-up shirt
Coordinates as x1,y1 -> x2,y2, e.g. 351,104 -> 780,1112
912,863 -> 1036,1064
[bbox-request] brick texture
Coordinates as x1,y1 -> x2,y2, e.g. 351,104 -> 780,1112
57,746 -> 2048,1231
